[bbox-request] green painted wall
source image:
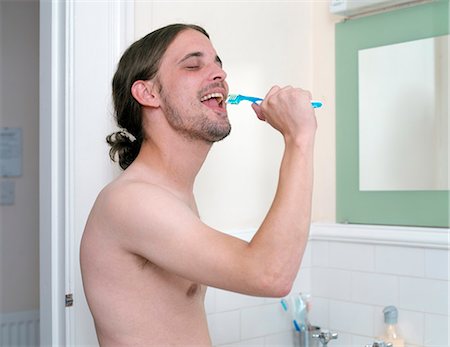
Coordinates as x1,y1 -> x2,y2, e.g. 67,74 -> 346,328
336,0 -> 449,227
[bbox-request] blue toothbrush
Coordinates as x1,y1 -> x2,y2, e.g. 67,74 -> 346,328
227,94 -> 322,109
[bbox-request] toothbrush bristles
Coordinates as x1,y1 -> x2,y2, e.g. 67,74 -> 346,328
226,94 -> 239,104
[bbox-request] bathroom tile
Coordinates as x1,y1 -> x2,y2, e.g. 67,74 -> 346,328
328,242 -> 375,272
424,313 -> 449,347
375,245 -> 425,277
399,277 -> 448,315
301,243 -> 313,268
373,305 -> 387,337
352,334 -> 377,347
241,303 -> 291,340
398,309 -> 425,346
264,330 -> 297,346
291,267 -> 311,295
351,272 -> 398,306
308,296 -> 329,329
205,287 -> 217,314
217,337 -> 265,347
228,229 -> 256,242
425,249 -> 449,280
216,288 -> 265,312
327,331 -> 352,347
311,240 -> 329,267
328,300 -> 374,336
311,268 -> 352,300
264,297 -> 281,305
207,310 -> 241,346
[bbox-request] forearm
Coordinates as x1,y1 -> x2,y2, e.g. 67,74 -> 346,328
248,134 -> 315,296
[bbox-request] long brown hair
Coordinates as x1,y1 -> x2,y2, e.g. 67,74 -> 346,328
107,24 -> 209,170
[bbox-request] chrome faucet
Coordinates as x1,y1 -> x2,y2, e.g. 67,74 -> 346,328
312,330 -> 338,346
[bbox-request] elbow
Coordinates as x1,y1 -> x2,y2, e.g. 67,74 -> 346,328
257,269 -> 294,298
269,279 -> 293,298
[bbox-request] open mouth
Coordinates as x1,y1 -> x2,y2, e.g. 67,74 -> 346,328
200,92 -> 226,110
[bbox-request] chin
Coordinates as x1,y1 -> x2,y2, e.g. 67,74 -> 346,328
204,123 -> 231,143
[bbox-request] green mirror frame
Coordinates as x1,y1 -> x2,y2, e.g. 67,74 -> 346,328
336,0 -> 449,227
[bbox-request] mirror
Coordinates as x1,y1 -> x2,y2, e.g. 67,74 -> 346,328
358,35 -> 449,191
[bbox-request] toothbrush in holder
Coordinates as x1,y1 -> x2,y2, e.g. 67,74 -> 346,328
227,94 -> 322,109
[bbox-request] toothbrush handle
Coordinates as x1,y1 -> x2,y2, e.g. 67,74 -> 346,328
253,98 -> 322,108
245,96 -> 263,104
240,95 -> 322,108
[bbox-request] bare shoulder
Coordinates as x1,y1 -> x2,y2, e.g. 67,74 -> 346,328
81,174 -> 209,274
83,176 -> 199,250
89,178 -> 187,229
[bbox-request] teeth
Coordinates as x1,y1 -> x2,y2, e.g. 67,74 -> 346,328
200,92 -> 224,103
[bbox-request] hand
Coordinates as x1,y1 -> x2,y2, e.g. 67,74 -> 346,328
251,86 -> 317,142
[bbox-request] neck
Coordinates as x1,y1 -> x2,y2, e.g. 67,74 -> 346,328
133,130 -> 212,195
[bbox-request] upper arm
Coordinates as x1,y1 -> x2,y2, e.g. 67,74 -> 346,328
99,183 -> 268,295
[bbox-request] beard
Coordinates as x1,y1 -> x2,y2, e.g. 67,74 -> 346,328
159,86 -> 231,143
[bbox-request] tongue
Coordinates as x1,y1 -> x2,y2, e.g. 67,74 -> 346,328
202,98 -> 220,108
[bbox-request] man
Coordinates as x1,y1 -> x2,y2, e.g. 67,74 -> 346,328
80,23 -> 317,346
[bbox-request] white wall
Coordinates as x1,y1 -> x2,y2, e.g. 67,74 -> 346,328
312,2 -> 340,222
0,0 -> 39,313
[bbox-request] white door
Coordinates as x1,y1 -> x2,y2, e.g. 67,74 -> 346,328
40,1 -> 134,345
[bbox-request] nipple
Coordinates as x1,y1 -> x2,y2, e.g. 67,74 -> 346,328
186,283 -> 199,297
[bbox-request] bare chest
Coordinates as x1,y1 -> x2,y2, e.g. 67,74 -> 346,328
137,257 -> 206,301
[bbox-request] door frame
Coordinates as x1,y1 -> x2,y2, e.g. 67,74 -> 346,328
39,1 -> 134,345
39,0 -> 67,344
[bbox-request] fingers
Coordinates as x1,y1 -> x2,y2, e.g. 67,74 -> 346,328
251,85 -> 315,126
264,85 -> 281,99
251,85 -> 280,122
252,85 -> 317,137
251,103 -> 265,121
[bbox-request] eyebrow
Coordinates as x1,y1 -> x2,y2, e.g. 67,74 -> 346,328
178,51 -> 223,67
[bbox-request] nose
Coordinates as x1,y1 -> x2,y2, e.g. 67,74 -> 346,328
209,63 -> 227,81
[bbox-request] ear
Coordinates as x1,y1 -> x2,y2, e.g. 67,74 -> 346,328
131,80 -> 160,108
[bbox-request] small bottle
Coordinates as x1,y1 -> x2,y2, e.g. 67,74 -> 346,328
382,306 -> 404,347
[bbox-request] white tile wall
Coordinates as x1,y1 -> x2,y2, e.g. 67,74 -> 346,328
329,242 -> 375,272
208,310 -> 241,346
312,268 -> 352,300
375,246 -> 425,277
308,296 -> 329,328
312,241 -> 329,267
396,310 -> 425,346
351,272 -> 399,306
309,224 -> 450,347
215,289 -> 266,312
425,249 -> 449,280
424,314 -> 449,347
328,300 -> 374,336
398,277 -> 448,315
206,225 -> 450,347
219,337 -> 265,347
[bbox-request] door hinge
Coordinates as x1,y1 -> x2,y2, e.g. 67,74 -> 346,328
65,293 -> 74,307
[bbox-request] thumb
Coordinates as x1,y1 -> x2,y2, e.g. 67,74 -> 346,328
251,103 -> 266,122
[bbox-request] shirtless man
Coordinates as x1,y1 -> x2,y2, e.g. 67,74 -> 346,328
80,23 -> 317,346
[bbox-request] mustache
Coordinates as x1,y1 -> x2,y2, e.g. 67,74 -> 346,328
198,82 -> 227,98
